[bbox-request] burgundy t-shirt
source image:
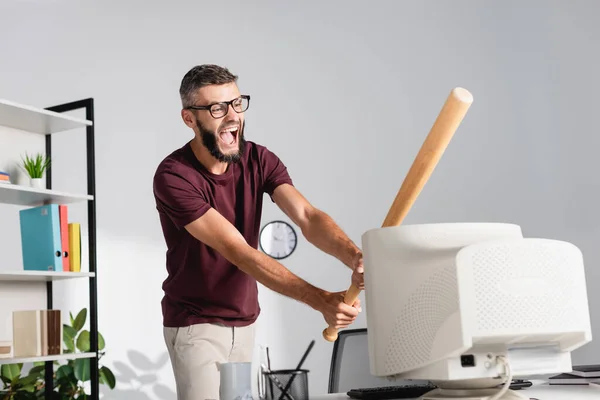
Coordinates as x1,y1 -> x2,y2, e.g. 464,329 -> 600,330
153,140 -> 293,327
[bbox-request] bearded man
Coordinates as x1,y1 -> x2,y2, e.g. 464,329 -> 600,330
153,64 -> 364,400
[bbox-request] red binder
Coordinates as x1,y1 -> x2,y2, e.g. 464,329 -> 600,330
59,205 -> 70,271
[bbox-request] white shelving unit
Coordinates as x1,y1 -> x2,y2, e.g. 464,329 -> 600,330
0,183 -> 93,206
0,97 -> 100,399
0,271 -> 95,282
0,352 -> 96,366
0,98 -> 92,135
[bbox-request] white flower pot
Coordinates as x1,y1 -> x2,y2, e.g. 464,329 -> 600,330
30,178 -> 44,189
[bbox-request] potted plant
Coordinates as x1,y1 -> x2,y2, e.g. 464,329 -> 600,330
20,153 -> 50,189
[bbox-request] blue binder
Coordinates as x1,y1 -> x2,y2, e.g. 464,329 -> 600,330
19,204 -> 62,271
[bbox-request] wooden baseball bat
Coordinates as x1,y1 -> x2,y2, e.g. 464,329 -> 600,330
322,87 -> 473,342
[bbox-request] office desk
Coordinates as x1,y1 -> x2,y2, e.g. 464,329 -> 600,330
311,382 -> 600,399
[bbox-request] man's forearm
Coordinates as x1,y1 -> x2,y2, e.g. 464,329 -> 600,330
301,208 -> 361,269
229,243 -> 326,310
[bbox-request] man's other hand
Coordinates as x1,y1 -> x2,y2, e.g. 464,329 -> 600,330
318,290 -> 361,329
351,252 -> 364,290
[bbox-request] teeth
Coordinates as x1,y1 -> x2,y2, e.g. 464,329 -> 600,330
222,126 -> 238,133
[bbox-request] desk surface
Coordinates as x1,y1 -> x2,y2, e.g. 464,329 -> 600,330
311,382 -> 600,399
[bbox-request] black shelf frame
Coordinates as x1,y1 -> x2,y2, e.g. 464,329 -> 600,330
44,98 -> 98,399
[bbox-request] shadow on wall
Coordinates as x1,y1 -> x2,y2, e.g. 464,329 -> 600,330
100,349 -> 176,400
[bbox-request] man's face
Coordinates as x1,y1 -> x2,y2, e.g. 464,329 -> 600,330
186,82 -> 246,163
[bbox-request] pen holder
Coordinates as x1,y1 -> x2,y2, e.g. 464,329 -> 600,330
262,369 -> 309,400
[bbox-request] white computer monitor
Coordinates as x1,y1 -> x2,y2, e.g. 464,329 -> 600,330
361,222 -> 593,400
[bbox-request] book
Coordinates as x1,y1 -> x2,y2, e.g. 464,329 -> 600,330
570,364 -> 600,378
19,204 -> 63,271
68,222 -> 81,272
0,171 -> 10,184
0,341 -> 11,359
47,310 -> 62,355
12,310 -> 41,357
59,205 -> 70,271
11,309 -> 62,358
40,310 -> 48,356
548,372 -> 600,385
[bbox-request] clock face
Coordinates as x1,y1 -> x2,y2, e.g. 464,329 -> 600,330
259,220 -> 297,260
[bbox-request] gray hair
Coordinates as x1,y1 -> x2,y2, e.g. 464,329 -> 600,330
179,64 -> 238,108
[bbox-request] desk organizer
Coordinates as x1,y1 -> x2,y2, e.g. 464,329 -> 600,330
262,369 -> 309,400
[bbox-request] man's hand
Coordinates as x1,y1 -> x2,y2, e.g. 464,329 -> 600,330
351,251 -> 364,290
316,290 -> 362,329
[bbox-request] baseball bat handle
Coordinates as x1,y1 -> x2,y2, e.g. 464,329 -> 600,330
322,284 -> 361,342
322,87 -> 473,342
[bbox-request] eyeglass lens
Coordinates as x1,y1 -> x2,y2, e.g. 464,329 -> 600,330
211,97 -> 249,118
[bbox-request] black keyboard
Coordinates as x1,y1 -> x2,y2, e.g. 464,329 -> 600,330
347,383 -> 437,399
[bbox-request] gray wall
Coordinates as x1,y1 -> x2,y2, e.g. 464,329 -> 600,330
0,0 -> 598,397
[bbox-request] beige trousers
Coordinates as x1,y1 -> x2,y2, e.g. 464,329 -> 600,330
163,322 -> 255,400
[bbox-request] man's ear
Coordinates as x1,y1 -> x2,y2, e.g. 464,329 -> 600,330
181,109 -> 197,129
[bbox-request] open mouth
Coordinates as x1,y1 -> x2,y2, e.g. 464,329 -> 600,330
219,125 -> 239,146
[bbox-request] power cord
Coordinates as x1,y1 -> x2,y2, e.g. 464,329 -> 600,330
489,355 -> 513,400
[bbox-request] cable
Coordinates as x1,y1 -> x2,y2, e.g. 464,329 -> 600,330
489,355 -> 513,400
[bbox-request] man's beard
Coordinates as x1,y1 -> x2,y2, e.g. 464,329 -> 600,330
196,119 -> 246,164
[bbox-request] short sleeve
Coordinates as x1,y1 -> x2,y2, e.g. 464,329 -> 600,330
153,168 -> 211,228
261,147 -> 294,201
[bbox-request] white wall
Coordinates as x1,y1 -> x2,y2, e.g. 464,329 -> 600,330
0,0 -> 599,397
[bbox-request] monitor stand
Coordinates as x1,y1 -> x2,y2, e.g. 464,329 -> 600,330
419,387 -> 528,400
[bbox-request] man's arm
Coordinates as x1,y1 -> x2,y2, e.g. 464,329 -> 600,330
183,207 -> 360,327
271,184 -> 362,270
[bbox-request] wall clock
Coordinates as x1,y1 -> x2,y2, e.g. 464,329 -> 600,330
259,220 -> 297,260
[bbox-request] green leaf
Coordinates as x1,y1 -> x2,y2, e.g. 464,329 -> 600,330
22,384 -> 36,392
64,324 -> 77,341
74,359 -> 90,382
26,365 -> 44,378
99,366 -> 116,389
63,324 -> 77,352
19,374 -> 37,385
56,365 -> 73,381
76,330 -> 90,352
98,332 -> 105,351
1,364 -> 21,381
73,309 -> 87,332
0,375 -> 11,387
20,153 -> 50,179
74,330 -> 105,352
70,311 -> 75,326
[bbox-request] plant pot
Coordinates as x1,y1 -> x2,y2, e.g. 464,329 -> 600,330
30,178 -> 44,189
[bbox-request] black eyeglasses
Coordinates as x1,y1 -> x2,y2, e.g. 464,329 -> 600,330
186,95 -> 250,119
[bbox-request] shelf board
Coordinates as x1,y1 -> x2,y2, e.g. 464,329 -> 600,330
0,98 -> 92,135
0,183 -> 92,206
0,271 -> 94,282
0,352 -> 96,365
